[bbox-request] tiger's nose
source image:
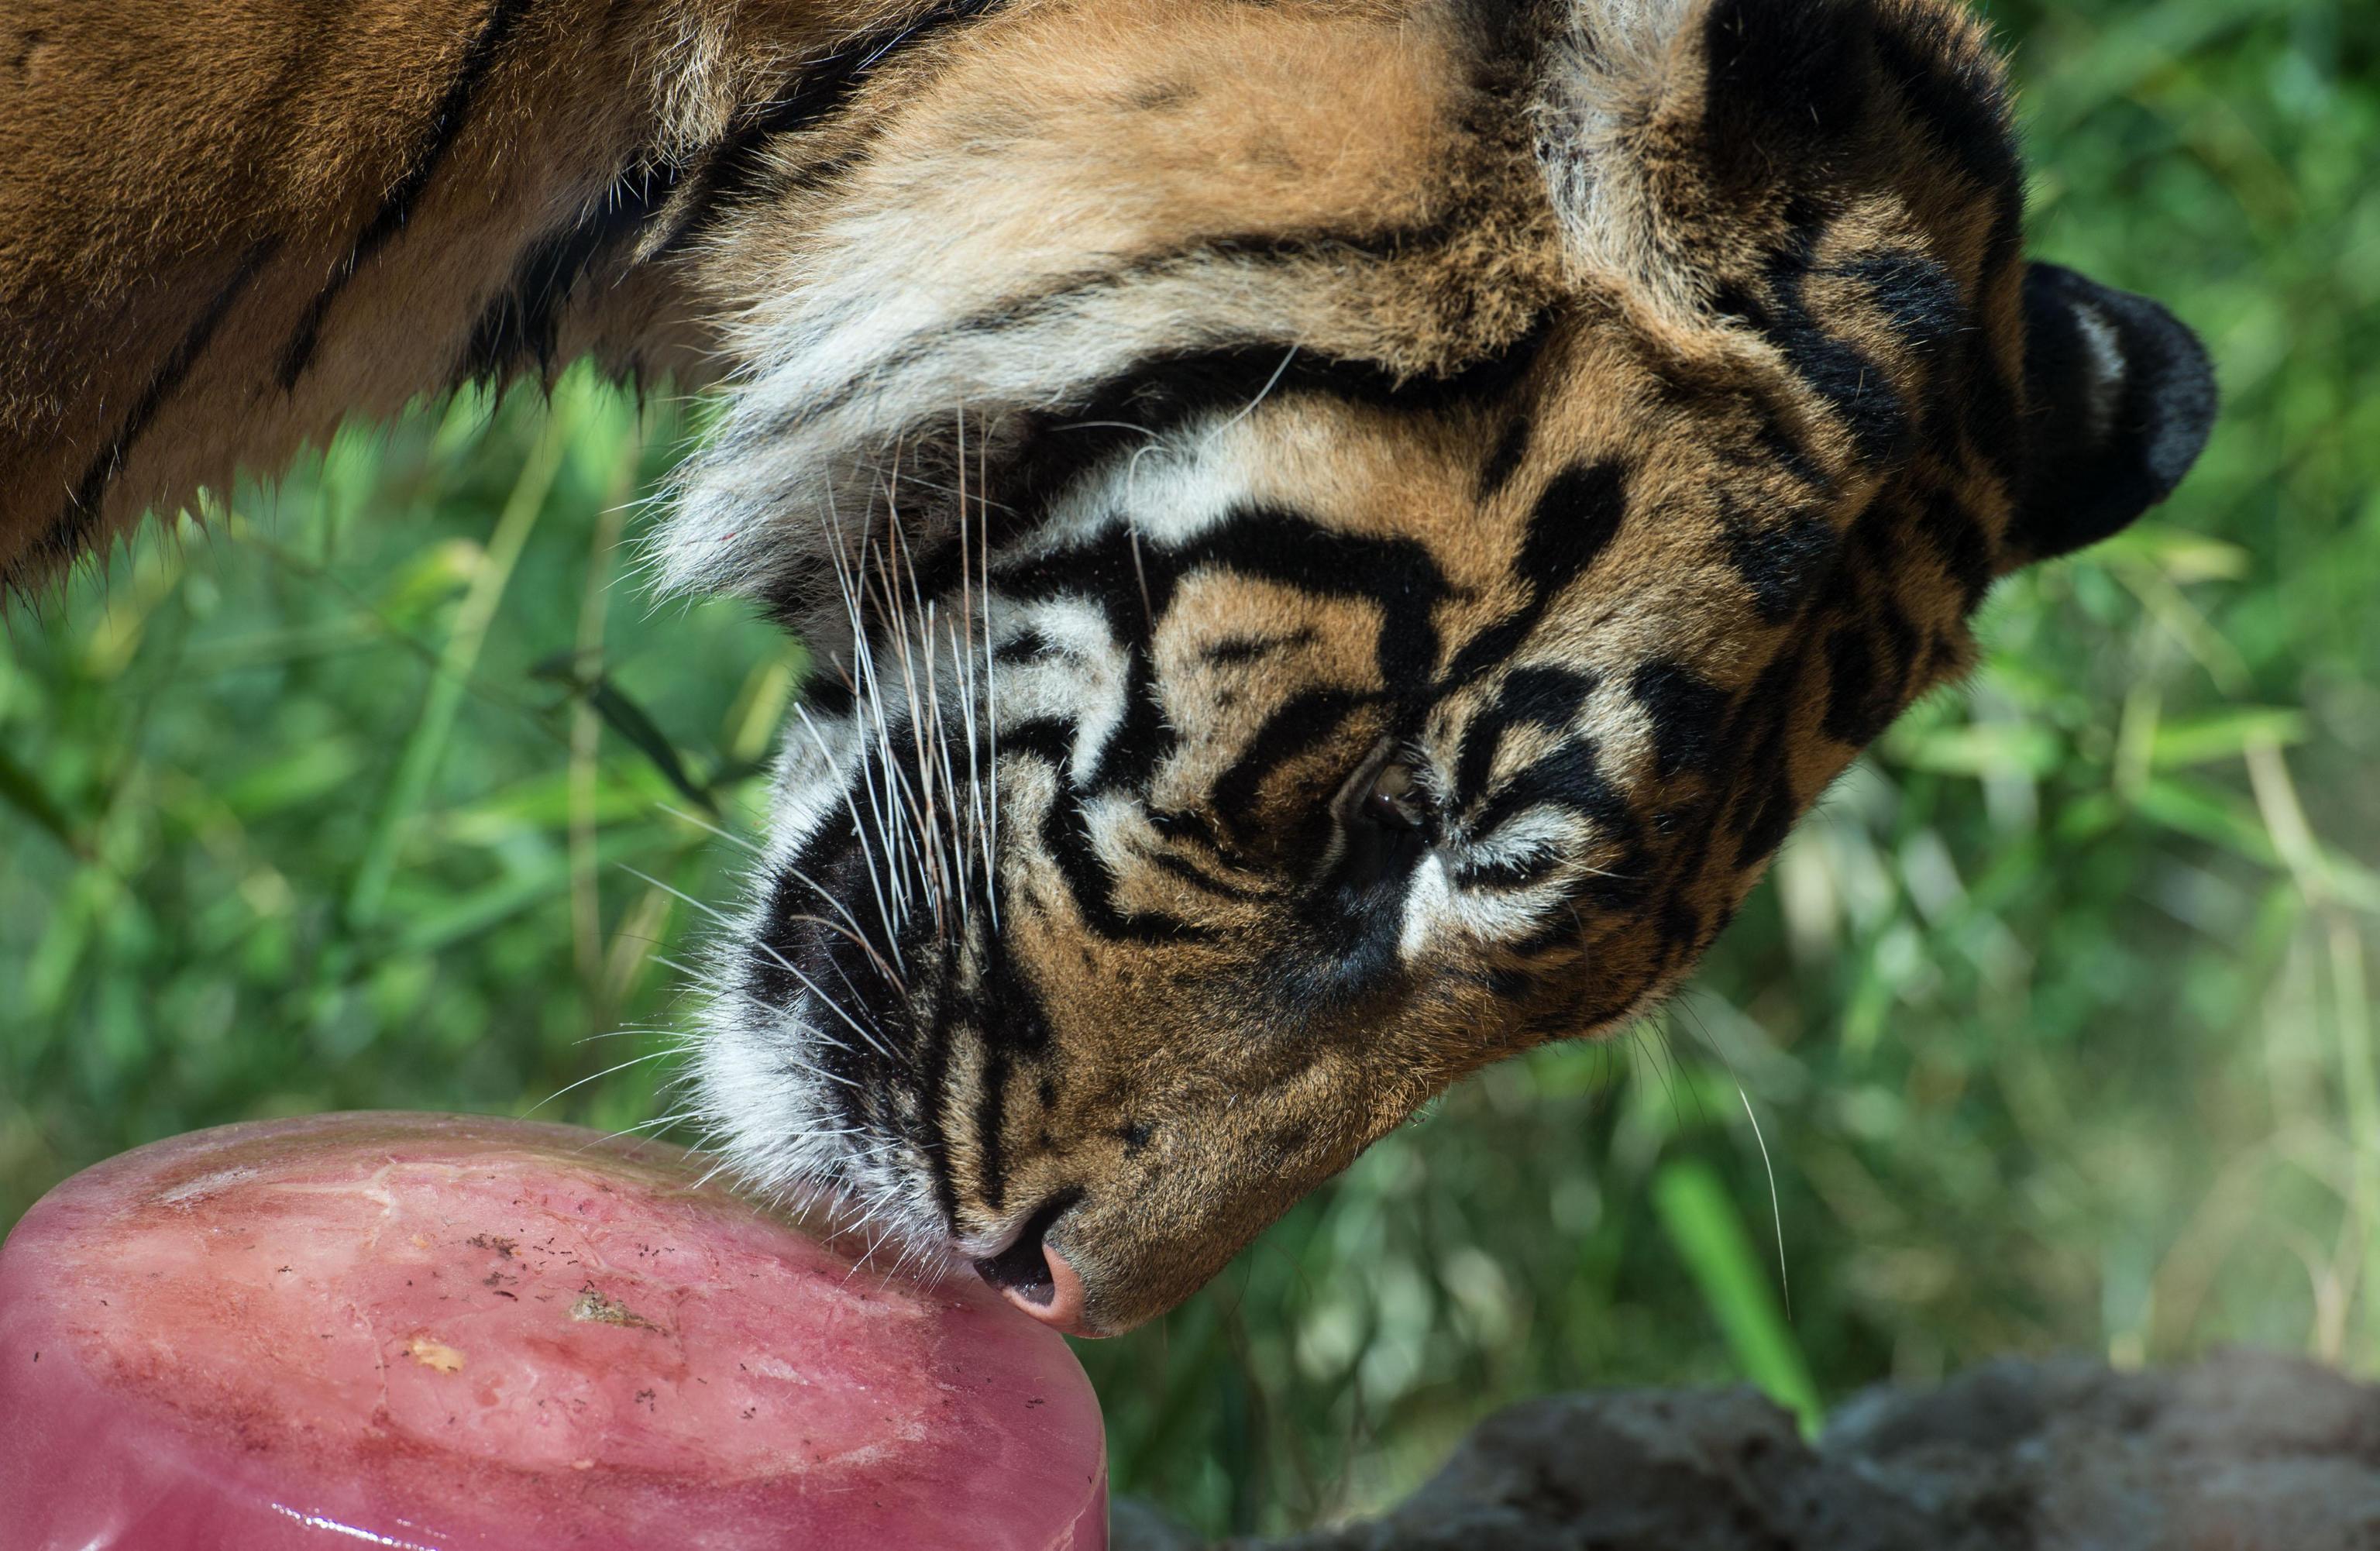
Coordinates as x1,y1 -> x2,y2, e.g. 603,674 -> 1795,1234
996,1240 -> 1098,1336
972,1207 -> 1104,1338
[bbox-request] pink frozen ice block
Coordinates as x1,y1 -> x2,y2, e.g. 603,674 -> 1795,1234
0,1113 -> 1105,1550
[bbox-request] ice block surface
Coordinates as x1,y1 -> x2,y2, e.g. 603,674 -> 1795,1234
0,1113 -> 1105,1550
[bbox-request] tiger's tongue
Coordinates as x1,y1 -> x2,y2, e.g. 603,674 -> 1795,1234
0,1113 -> 1106,1551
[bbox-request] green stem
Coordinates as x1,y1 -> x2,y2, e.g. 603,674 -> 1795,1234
345,408 -> 569,930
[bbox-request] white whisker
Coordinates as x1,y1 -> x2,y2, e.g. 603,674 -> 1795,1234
521,1048 -> 679,1118
659,802 -> 764,856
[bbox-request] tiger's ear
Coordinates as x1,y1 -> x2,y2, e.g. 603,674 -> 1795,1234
1998,262 -> 2218,570
1540,0 -> 2219,567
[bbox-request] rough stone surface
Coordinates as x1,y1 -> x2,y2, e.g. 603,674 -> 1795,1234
1118,1352 -> 2380,1550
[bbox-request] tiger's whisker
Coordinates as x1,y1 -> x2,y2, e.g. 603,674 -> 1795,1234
521,1048 -> 681,1118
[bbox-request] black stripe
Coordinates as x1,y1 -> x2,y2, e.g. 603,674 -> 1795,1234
1726,641 -> 1812,868
1818,507 -> 1921,745
1181,508 -> 1452,691
846,326 -> 1548,617
1200,628 -> 1319,667
1150,804 -> 1263,877
456,164 -> 683,383
987,503 -> 1453,715
29,239 -> 281,579
1864,19 -> 2020,212
1630,659 -> 1732,782
1524,969 -> 1661,1042
1036,777 -> 1209,946
1700,402 -> 1841,624
1657,899 -> 1706,955
1208,688 -> 1371,844
1711,201 -> 1911,469
276,0 -> 537,390
1515,460 -> 1629,596
1477,412 -> 1533,500
995,706 -> 1208,944
971,1048 -> 1010,1215
1087,640 -> 1169,796
652,0 -> 1006,256
1919,486 -> 1993,614
1717,500 -> 1841,624
992,715 -> 1073,768
1468,742 -> 1644,913
1102,322 -> 1548,425
782,258 -> 1549,470
753,818 -> 903,1032
1148,850 -> 1264,903
1452,665 -> 1598,808
745,809 -> 932,1217
913,968 -> 961,1227
1440,459 -> 1629,690
978,528 -> 1176,799
1470,768 -> 1635,876
1450,845 -> 1566,892
972,922 -> 1058,1061
800,666 -> 859,719
1834,251 -> 1966,359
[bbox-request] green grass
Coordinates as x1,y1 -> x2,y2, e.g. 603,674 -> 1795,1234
4,0 -> 2377,1536
1655,1157 -> 1825,1437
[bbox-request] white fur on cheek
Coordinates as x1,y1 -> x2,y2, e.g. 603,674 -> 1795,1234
693,985 -> 841,1197
691,699 -> 958,1264
693,716 -> 860,1201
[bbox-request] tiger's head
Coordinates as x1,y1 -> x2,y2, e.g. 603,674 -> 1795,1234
662,0 -> 2215,1334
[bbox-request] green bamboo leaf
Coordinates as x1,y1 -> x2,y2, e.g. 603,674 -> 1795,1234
1653,1158 -> 1823,1437
2029,0 -> 2298,133
2133,776 -> 2279,867
529,653 -> 719,816
346,408 -> 569,930
432,768 -> 660,843
589,681 -> 717,815
390,828 -> 664,956
0,747 -> 84,858
2091,521 -> 2252,584
1884,720 -> 2065,779
2149,707 -> 2309,769
372,539 -> 483,624
220,740 -> 367,819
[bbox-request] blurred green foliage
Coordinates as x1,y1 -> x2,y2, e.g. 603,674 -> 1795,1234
3,0 -> 2377,1536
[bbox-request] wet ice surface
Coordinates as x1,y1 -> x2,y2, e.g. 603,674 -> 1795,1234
0,1113 -> 1105,1550
87,1150 -> 933,1478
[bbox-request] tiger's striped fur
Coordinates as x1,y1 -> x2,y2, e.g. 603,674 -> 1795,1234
0,0 -> 2215,1333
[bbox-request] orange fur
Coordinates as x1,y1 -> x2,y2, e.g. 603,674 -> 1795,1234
0,0 -> 2214,1333
0,0 -> 892,585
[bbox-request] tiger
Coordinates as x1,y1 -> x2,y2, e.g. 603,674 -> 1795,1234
0,0 -> 2215,1337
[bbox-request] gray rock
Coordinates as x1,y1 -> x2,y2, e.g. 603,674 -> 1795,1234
1116,1351 -> 2380,1550
1110,1497 -> 1211,1551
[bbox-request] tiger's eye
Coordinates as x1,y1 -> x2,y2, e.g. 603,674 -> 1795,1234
1365,761 -> 1424,831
